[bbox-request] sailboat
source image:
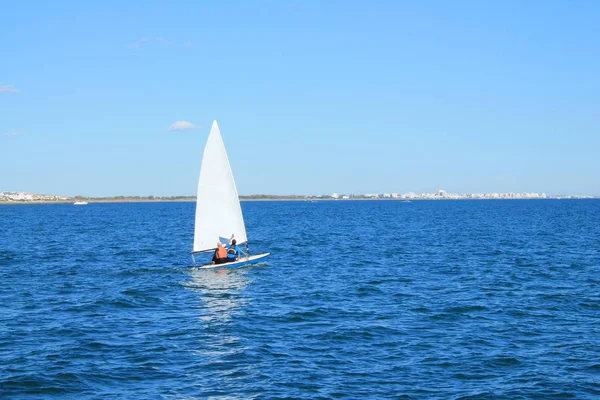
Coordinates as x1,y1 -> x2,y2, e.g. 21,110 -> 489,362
191,121 -> 270,269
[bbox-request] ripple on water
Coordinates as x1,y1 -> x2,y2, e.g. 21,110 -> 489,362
1,200 -> 600,398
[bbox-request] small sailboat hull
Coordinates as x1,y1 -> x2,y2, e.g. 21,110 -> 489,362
196,253 -> 271,269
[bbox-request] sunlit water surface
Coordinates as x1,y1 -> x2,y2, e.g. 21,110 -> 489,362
1,200 -> 599,399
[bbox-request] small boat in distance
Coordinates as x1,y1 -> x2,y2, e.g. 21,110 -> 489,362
191,121 -> 270,269
73,201 -> 88,205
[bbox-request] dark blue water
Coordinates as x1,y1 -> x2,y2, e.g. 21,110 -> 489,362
1,200 -> 599,399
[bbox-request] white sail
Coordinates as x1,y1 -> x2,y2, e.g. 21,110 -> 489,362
193,121 -> 247,253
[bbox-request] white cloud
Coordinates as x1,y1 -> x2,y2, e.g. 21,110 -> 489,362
167,121 -> 200,131
155,37 -> 173,45
0,84 -> 19,93
4,130 -> 23,137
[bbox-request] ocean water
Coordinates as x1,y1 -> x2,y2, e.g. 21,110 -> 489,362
1,199 -> 599,399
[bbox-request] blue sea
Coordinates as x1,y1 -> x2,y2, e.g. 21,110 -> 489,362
1,200 -> 599,399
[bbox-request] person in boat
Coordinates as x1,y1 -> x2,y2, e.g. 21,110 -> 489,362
225,238 -> 240,262
211,241 -> 228,264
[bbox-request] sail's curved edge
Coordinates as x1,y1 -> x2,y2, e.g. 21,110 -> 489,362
193,121 -> 248,253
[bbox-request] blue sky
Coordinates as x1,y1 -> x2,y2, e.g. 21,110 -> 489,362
1,0 -> 599,196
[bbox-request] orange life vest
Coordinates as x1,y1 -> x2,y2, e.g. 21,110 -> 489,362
216,246 -> 227,258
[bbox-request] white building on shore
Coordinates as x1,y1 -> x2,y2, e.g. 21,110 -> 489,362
0,191 -> 70,202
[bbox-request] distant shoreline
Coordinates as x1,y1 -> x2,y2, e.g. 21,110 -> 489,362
1,197 -> 598,205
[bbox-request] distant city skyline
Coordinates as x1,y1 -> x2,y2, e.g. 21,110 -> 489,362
2,189 -> 597,202
2,2 -> 599,197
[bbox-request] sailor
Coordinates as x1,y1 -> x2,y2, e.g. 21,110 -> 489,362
211,242 -> 228,264
226,239 -> 240,262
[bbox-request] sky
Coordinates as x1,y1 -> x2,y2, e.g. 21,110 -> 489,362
1,0 -> 599,197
